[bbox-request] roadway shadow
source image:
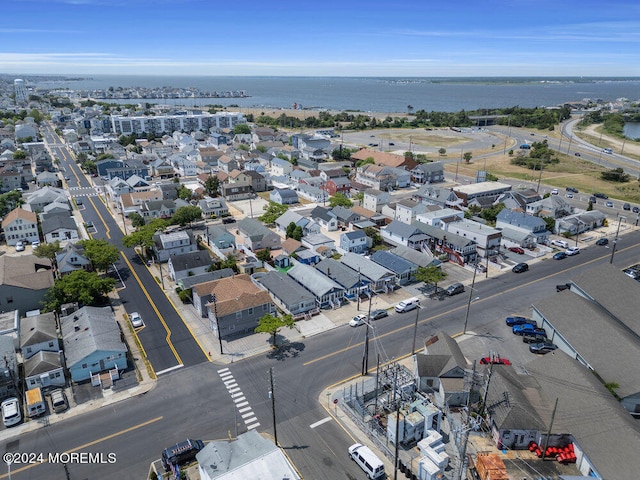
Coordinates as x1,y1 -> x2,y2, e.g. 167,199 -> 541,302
265,340 -> 306,361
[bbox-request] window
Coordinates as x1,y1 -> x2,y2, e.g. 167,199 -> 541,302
248,308 -> 253,315
236,311 -> 242,319
48,342 -> 54,348
6,297 -> 12,304
82,363 -> 87,369
263,304 -> 268,311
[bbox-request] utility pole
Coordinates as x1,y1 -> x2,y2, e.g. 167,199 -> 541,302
610,216 -> 625,264
374,354 -> 380,416
361,293 -> 373,375
541,398 -> 559,460
211,294 -> 224,355
411,304 -> 421,355
357,268 -> 361,311
393,402 -> 402,480
269,367 -> 278,446
463,265 -> 478,334
158,259 -> 165,289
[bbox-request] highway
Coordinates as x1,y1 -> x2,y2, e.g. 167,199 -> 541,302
4,223 -> 639,479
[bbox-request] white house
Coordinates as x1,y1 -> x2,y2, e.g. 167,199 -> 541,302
2,208 -> 39,246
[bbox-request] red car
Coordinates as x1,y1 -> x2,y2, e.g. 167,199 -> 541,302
509,247 -> 525,254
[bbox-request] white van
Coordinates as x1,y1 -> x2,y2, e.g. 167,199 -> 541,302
348,443 -> 385,479
550,239 -> 569,249
395,297 -> 420,313
50,389 -> 69,413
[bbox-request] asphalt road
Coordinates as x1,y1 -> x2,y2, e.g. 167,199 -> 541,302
5,227 -> 639,479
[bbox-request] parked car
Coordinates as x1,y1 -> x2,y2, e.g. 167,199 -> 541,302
623,203 -> 631,211
129,312 -> 143,328
593,193 -> 608,199
595,238 -> 609,246
556,283 -> 572,292
550,239 -> 569,249
349,314 -> 368,327
369,309 -> 388,321
15,241 -> 25,252
505,316 -> 534,327
222,217 -> 236,224
1,397 -> 21,427
551,188 -> 559,195
522,333 -> 548,344
589,195 -> 597,203
553,252 -> 567,260
513,323 -> 546,336
574,152 -> 581,156
512,263 -> 529,273
31,240 -> 40,248
633,206 -> 640,214
605,201 -> 614,208
444,283 -> 465,296
508,247 -> 525,254
566,186 -> 579,193
529,341 -> 558,354
565,247 -> 580,256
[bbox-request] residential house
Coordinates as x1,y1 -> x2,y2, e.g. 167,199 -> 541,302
203,225 -> 236,258
415,208 -> 465,229
526,195 -> 575,218
177,268 -> 234,295
363,189 -> 390,213
356,164 -> 402,191
20,312 -> 60,360
274,210 -> 319,236
412,222 -> 478,265
287,264 -> 345,309
189,270 -> 240,317
414,332 -> 471,407
330,206 -> 361,227
270,188 -> 299,205
256,271 -> 317,318
270,157 -> 294,177
41,212 -> 79,244
196,430 -> 300,480
395,199 -> 428,224
95,158 -> 124,177
340,252 -> 396,293
309,206 -> 338,232
295,249 -> 321,265
446,219 -> 502,257
389,245 -> 437,268
289,169 -> 310,186
218,155 -> 239,173
496,189 -> 542,211
55,243 -> 92,275
105,177 -> 134,201
119,189 -> 164,216
229,169 -> 266,192
370,250 -> 418,285
410,162 -> 445,184
221,182 -> 253,201
297,183 -> 328,203
205,274 -> 275,340
281,238 -> 304,256
153,230 -> 197,262
301,233 -> 335,256
495,209 -> 550,247
24,351 -> 65,390
452,181 -> 512,207
198,196 -> 229,218
167,251 -> 213,281
2,208 -> 39,246
236,218 -> 281,251
60,306 -> 127,383
555,210 -> 606,236
25,186 -> 67,213
413,186 -> 462,209
36,171 -> 60,188
381,220 -> 431,249
0,255 -> 54,314
315,258 -> 369,300
322,177 -> 352,196
140,199 -> 178,219
150,158 -> 175,178
0,335 -> 17,400
339,230 -> 368,254
350,205 -> 387,227
351,149 -> 417,170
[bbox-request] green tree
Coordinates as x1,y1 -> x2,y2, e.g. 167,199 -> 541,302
328,192 -> 353,208
122,218 -> 170,249
254,313 -> 295,347
601,168 -> 630,183
363,227 -> 382,247
13,150 -> 27,160
355,157 -> 375,168
352,191 -> 364,204
172,205 -> 202,226
541,216 -> 556,232
414,266 -> 448,294
259,202 -> 289,224
129,212 -> 145,228
233,124 -> 251,134
177,184 -> 193,201
33,241 -> 62,269
463,152 -> 473,164
78,239 -> 120,273
204,176 -> 219,197
285,222 -> 297,239
292,225 -> 303,240
438,148 -> 446,156
43,270 -> 115,313
220,254 -> 238,272
256,249 -> 272,263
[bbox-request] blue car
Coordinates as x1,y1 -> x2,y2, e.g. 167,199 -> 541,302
553,252 -> 567,260
505,316 -> 534,327
513,323 -> 546,336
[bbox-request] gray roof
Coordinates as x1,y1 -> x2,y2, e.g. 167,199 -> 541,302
527,352 -> 640,480
340,253 -> 395,282
331,205 -> 358,222
205,224 -> 234,243
370,250 -> 417,275
310,206 -> 336,223
275,210 -> 306,229
196,430 -> 299,480
389,245 -> 435,267
237,217 -> 274,241
287,263 -> 344,298
412,161 -> 444,173
169,251 -> 212,272
315,258 -> 363,289
24,350 -> 62,377
41,212 -> 77,235
302,233 -> 334,247
384,220 -> 426,239
342,229 -> 367,241
178,269 -> 234,289
60,306 -> 127,367
258,271 -> 315,306
20,312 -> 57,347
496,208 -> 546,229
417,332 -> 469,378
533,288 -> 640,400
273,188 -> 298,199
409,221 -> 477,249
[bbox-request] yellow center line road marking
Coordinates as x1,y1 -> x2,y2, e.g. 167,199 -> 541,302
0,416 -> 163,478
87,195 -> 111,239
120,252 -> 183,366
304,249 -> 632,367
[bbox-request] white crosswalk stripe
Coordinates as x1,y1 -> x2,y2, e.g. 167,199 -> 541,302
218,369 -> 260,430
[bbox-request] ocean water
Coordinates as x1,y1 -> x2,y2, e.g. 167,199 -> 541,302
34,75 -> 640,113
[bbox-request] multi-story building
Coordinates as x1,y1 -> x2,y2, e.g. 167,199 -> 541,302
110,112 -> 246,135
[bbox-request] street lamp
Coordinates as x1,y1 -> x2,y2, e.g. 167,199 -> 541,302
609,216 -> 626,264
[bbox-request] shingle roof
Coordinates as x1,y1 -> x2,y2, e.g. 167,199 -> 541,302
237,217 -> 274,241
0,255 -> 53,290
309,206 -> 336,223
496,209 -> 546,229
257,271 -> 315,307
41,212 -> 77,235
24,350 -> 61,377
287,264 -> 344,298
315,258 -> 362,289
178,269 -> 234,289
2,207 -> 36,227
169,251 -> 212,272
20,312 -> 57,347
342,230 -> 366,241
205,274 -> 273,317
340,252 -> 395,282
370,250 -> 417,275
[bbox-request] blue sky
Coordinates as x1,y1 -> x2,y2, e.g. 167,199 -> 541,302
2,0 -> 639,76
